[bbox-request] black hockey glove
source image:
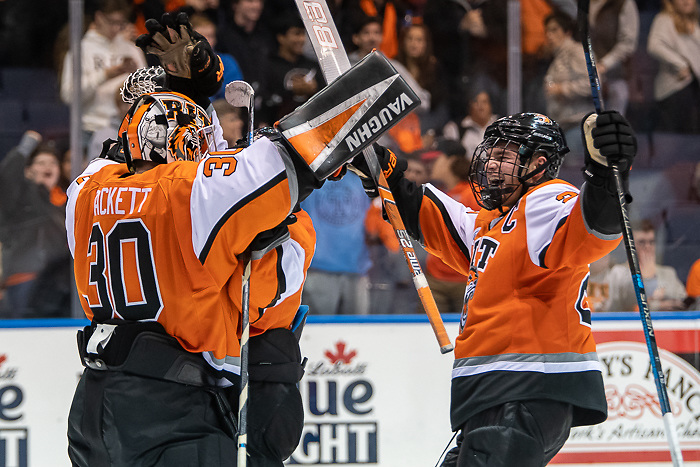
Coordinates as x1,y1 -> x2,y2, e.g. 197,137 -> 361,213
348,144 -> 407,198
135,12 -> 223,109
581,110 -> 636,198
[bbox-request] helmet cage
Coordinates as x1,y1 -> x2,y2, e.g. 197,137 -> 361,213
468,113 -> 568,211
469,137 -> 535,211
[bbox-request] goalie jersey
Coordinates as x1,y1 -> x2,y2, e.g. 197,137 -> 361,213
417,179 -> 621,430
66,137 -> 300,381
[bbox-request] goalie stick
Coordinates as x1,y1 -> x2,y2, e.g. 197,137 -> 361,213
225,80 -> 255,467
294,0 -> 453,354
577,2 -> 684,465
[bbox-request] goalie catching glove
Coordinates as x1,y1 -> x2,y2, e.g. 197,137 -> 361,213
135,12 -> 223,109
582,110 -> 636,199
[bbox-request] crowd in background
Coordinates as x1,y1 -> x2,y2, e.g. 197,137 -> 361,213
0,0 -> 699,317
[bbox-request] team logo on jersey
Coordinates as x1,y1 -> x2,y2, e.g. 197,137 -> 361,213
474,237 -> 500,271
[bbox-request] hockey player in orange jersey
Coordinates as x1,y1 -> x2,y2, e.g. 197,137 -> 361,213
66,9 -> 424,465
351,111 -> 636,466
65,13 -> 329,467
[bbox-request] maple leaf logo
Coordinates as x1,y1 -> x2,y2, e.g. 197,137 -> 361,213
325,341 -> 357,364
0,354 -> 6,367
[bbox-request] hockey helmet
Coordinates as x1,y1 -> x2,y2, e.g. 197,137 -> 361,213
468,112 -> 569,211
118,91 -> 214,169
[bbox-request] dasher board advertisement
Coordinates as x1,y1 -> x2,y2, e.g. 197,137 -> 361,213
2,313 -> 700,466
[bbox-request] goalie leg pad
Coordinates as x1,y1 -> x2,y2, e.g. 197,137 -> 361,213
275,51 -> 420,180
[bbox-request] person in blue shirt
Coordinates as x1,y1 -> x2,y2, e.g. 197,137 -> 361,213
301,172 -> 372,314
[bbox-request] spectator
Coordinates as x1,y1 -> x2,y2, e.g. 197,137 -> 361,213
0,0 -> 68,67
301,173 -> 372,315
442,89 -> 499,158
348,14 -> 383,65
423,138 -> 479,315
647,0 -> 700,133
520,0 -> 556,115
347,15 -> 429,154
216,0 -> 275,100
589,0 -> 640,115
607,219 -> 687,311
190,12 -> 244,102
394,23 -> 450,133
0,132 -> 71,319
346,15 -> 430,113
261,15 -> 323,125
543,11 -> 592,161
686,258 -> 700,309
423,0 -> 471,120
340,0 -> 410,59
131,0 -> 220,36
60,0 -> 147,146
212,98 -> 246,147
454,0 -> 509,116
587,253 -> 614,311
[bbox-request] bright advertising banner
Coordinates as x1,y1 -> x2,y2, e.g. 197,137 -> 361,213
553,315 -> 700,465
288,322 -> 455,466
2,314 -> 700,466
0,327 -> 84,467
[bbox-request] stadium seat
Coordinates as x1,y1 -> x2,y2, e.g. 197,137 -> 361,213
663,244 -> 699,289
0,99 -> 26,131
0,130 -> 26,161
0,68 -> 61,100
24,101 -> 70,135
659,204 -> 700,287
649,133 -> 700,168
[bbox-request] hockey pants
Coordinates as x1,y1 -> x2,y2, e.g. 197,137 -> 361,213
441,400 -> 573,467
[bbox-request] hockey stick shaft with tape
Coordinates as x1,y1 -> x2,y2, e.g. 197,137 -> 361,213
225,80 -> 256,467
294,0 -> 452,353
577,2 -> 683,465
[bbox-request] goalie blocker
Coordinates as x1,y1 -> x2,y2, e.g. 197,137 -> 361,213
276,51 -> 420,180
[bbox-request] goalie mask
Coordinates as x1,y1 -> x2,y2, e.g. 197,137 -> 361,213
468,112 -> 569,211
118,91 -> 214,170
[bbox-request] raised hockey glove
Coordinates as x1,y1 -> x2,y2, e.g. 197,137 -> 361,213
135,12 -> 223,108
348,144 -> 407,198
582,110 -> 636,198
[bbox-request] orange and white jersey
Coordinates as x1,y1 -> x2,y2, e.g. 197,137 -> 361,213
227,209 -> 316,337
66,137 -> 298,382
417,179 -> 621,429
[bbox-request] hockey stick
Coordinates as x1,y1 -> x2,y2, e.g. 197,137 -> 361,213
225,80 -> 255,467
294,0 -> 453,354
577,3 -> 684,465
